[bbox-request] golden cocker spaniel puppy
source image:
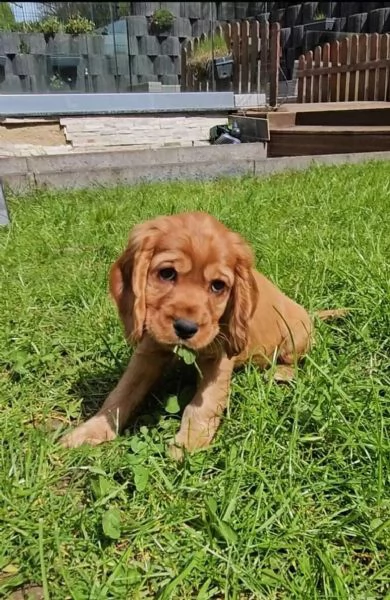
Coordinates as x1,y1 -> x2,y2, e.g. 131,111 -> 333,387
61,211 -> 338,456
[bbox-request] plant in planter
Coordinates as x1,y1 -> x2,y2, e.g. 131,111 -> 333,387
64,15 -> 95,35
49,73 -> 68,91
149,8 -> 174,34
12,21 -> 38,33
40,16 -> 62,42
19,39 -> 30,54
187,34 -> 232,83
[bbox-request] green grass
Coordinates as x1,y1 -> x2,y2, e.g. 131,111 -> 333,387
0,161 -> 389,599
187,35 -> 229,79
188,34 -> 229,63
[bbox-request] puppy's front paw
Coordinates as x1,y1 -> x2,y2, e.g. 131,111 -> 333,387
168,427 -> 213,461
60,417 -> 116,449
167,441 -> 185,462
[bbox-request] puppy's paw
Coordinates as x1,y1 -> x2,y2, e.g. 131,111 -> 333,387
60,417 -> 116,449
167,441 -> 185,462
267,365 -> 296,383
168,426 -> 214,461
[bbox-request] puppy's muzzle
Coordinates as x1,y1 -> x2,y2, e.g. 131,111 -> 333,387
173,318 -> 199,340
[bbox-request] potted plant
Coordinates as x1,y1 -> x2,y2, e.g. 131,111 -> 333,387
48,72 -> 71,93
303,11 -> 336,33
149,8 -> 174,35
54,15 -> 95,56
40,15 -> 62,42
64,15 -> 95,35
187,34 -> 233,84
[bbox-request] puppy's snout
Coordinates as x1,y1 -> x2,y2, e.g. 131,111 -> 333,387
173,318 -> 199,340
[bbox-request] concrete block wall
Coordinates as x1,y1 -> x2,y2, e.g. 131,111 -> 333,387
250,2 -> 390,79
2,2 -> 390,94
0,3 -> 225,93
121,2 -> 390,86
123,9 -> 214,86
0,31 -> 120,93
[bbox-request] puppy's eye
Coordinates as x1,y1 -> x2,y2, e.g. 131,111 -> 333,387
159,267 -> 177,281
210,279 -> 226,293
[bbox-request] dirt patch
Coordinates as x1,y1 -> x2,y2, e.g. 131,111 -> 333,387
0,122 -> 66,146
9,585 -> 44,600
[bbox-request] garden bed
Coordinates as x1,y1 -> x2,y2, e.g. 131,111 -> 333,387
0,119 -> 66,148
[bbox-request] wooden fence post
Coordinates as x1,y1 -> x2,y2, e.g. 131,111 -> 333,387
297,54 -> 305,102
250,19 -> 260,93
269,22 -> 280,107
322,42 -> 330,101
338,38 -> 348,101
368,33 -> 379,100
349,35 -> 359,101
260,20 -> 269,93
305,50 -> 313,102
241,20 -> 250,93
230,21 -> 240,92
358,34 -> 368,100
378,33 -> 390,100
329,40 -> 339,101
313,45 -> 321,102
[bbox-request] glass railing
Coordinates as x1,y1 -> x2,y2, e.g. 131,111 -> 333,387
0,2 -> 273,97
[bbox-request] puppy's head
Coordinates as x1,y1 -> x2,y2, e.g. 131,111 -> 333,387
109,212 -> 258,358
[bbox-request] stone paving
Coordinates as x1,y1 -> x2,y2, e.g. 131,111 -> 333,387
60,116 -> 224,149
0,115 -> 226,157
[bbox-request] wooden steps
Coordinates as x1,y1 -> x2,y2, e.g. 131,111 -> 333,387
269,126 -> 390,157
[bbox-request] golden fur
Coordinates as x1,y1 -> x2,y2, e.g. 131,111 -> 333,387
61,212 -> 320,456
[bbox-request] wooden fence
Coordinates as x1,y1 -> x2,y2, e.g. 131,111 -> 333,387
297,33 -> 390,103
181,21 -> 281,106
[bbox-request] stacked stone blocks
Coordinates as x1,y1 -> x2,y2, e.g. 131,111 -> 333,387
1,2 -> 390,93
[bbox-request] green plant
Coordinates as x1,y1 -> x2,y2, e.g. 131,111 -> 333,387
188,34 -> 229,80
8,21 -> 38,33
40,16 -> 62,36
49,73 -> 66,89
24,21 -> 39,33
0,2 -> 16,31
314,11 -> 327,20
64,14 -> 95,35
19,39 -> 30,54
150,8 -> 174,32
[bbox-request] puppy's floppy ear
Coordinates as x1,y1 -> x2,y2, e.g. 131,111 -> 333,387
109,222 -> 157,342
224,234 -> 259,359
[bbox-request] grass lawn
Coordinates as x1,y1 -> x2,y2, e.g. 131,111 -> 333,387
0,161 -> 389,599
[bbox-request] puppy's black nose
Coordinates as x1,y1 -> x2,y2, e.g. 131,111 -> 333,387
173,318 -> 199,340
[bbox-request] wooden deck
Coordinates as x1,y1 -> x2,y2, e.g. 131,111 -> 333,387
277,101 -> 390,112
236,102 -> 390,157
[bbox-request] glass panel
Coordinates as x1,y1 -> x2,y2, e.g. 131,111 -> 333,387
0,3 -> 272,99
0,2 -> 132,94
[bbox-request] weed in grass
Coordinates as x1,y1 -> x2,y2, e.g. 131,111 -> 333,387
0,162 -> 389,598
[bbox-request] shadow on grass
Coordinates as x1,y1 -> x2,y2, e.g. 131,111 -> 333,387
69,358 -> 198,435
